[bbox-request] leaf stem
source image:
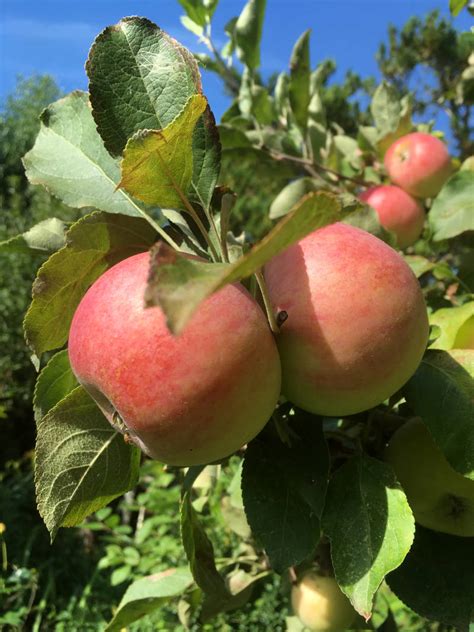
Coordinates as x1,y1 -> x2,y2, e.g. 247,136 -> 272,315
144,215 -> 182,251
180,196 -> 220,261
255,270 -> 279,334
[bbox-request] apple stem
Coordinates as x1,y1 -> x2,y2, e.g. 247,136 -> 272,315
255,270 -> 280,334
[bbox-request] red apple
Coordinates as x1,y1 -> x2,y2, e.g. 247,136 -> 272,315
265,223 -> 429,416
68,252 -> 281,466
384,132 -> 451,198
359,184 -> 425,248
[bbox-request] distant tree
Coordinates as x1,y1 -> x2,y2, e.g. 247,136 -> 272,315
377,10 -> 473,157
0,76 -> 76,461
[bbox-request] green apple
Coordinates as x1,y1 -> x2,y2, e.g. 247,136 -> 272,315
386,418 -> 474,537
291,572 -> 356,632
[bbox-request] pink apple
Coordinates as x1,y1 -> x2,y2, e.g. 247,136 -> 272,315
384,132 -> 452,198
359,184 -> 425,248
265,223 -> 429,416
68,252 -> 281,466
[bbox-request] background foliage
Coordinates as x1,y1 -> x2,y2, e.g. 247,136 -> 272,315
0,3 -> 472,630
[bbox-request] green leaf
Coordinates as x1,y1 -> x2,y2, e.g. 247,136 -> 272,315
178,0 -> 218,27
200,569 -> 269,622
33,350 -> 77,422
429,171 -> 474,241
181,491 -> 229,599
120,94 -> 206,209
105,568 -> 194,632
250,85 -> 274,125
404,350 -> 474,480
387,526 -> 474,630
23,92 -> 145,218
429,302 -> 474,351
460,156 -> 474,171
0,218 -> 67,255
24,212 -> 157,358
86,17 -> 202,156
274,72 -> 290,117
289,30 -> 311,130
403,255 -> 435,279
450,0 -> 469,16
322,455 -> 415,620
180,15 -> 204,37
269,178 -> 318,220
35,386 -> 140,539
370,82 -> 402,138
242,415 -> 329,573
218,125 -> 252,150
191,107 -> 221,211
146,191 -> 350,333
345,206 -> 396,245
235,0 -> 266,70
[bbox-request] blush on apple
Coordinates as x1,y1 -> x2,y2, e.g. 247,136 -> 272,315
265,223 -> 429,416
359,184 -> 425,248
384,132 -> 452,198
68,252 -> 281,466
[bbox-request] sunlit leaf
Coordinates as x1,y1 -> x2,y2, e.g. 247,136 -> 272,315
35,387 -> 140,539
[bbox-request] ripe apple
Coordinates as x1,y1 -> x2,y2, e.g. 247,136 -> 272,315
384,132 -> 452,198
385,418 -> 474,537
68,252 -> 281,466
291,572 -> 356,632
359,184 -> 425,248
264,223 -> 429,416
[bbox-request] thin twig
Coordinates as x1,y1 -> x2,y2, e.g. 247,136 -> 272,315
267,149 -> 372,187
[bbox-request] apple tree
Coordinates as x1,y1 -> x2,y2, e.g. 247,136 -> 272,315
3,1 -> 473,629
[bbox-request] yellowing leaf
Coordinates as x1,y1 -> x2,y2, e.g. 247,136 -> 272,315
120,94 -> 207,209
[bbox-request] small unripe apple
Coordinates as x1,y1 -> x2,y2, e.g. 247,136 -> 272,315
359,184 -> 425,248
454,317 -> 474,350
384,132 -> 451,198
264,223 -> 429,416
291,572 -> 356,632
385,418 -> 474,537
68,252 -> 281,466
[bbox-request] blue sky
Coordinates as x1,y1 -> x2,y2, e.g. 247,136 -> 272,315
0,0 -> 471,128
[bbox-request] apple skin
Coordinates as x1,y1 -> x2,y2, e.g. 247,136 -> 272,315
384,132 -> 452,198
291,572 -> 356,632
359,184 -> 425,248
386,418 -> 474,537
264,223 -> 429,416
68,252 -> 281,466
454,316 -> 474,350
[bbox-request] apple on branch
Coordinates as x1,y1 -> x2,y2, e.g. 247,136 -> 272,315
384,132 -> 452,199
68,251 -> 281,466
264,223 -> 429,417
291,571 -> 356,632
359,184 -> 425,248
385,418 -> 474,537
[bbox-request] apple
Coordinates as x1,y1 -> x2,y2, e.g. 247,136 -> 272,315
385,418 -> 474,537
264,223 -> 429,416
359,184 -> 425,248
68,252 -> 281,466
291,572 -> 356,632
454,316 -> 474,350
384,132 -> 452,198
